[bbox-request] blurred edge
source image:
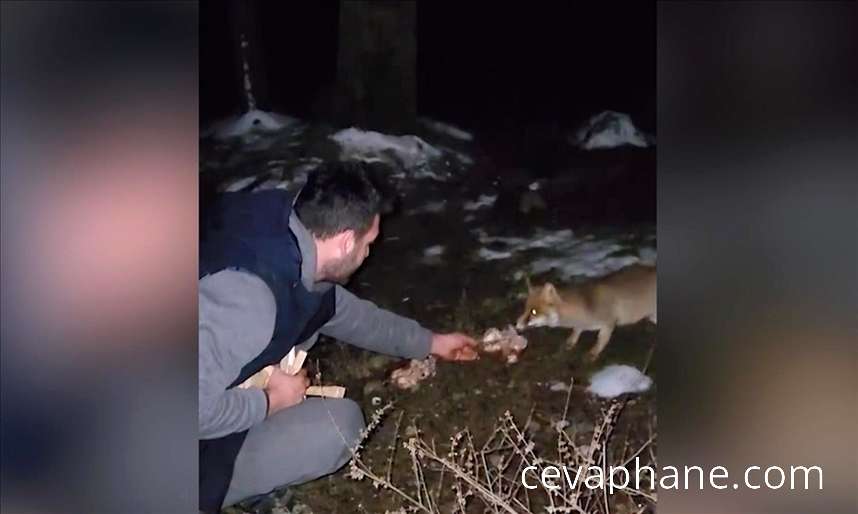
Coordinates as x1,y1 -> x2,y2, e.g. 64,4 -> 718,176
658,2 -> 857,514
1,1 -> 856,514
1,2 -> 199,513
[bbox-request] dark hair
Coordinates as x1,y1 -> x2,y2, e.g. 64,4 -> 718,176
294,161 -> 384,239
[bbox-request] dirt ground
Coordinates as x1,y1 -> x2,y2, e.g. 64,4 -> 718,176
207,123 -> 657,514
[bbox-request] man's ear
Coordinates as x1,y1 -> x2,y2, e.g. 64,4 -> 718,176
339,229 -> 356,257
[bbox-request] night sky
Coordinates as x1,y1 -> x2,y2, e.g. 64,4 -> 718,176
200,2 -> 655,132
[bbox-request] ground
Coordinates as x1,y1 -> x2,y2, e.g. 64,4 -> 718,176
205,118 -> 657,514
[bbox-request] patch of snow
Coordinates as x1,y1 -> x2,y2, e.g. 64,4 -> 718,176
529,240 -> 653,280
477,248 -> 514,261
573,111 -> 650,150
421,245 -> 446,266
204,110 -> 300,140
463,194 -> 497,211
221,176 -> 257,193
252,178 -> 283,192
423,245 -> 445,258
248,158 -> 321,193
418,118 -> 474,141
407,200 -> 446,215
548,381 -> 571,392
587,365 -> 652,399
476,229 -> 575,251
330,127 -> 443,173
474,228 -> 656,280
293,158 -> 323,174
450,150 -> 474,166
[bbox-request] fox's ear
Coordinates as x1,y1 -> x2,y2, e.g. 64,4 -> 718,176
541,282 -> 559,300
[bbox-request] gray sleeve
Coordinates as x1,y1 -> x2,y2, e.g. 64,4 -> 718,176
319,285 -> 433,359
198,270 -> 276,439
198,329 -> 268,439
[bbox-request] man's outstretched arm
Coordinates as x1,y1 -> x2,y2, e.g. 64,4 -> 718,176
319,285 -> 433,359
320,286 -> 479,361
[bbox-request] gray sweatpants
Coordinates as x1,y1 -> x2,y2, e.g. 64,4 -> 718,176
222,398 -> 366,509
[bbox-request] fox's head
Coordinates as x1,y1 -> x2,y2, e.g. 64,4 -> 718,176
515,278 -> 562,330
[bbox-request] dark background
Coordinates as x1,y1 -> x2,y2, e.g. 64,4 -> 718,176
2,2 -> 854,513
200,1 -> 655,132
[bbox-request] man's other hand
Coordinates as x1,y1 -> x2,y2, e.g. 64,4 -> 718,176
430,333 -> 479,361
265,368 -> 310,416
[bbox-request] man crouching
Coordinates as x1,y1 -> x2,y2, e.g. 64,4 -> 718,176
198,162 -> 477,512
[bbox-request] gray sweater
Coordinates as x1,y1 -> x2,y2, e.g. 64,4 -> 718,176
199,214 -> 432,439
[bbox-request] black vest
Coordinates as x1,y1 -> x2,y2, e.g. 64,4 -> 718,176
198,190 -> 335,512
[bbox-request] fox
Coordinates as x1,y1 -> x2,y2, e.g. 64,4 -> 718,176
515,264 -> 656,360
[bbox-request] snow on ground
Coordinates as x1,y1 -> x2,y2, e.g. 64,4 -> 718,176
406,200 -> 447,216
548,381 -> 571,392
330,128 -> 446,177
473,228 -> 655,280
252,178 -> 287,192
221,176 -> 257,193
202,116 -> 472,186
418,118 -> 474,142
421,245 -> 446,266
423,245 -> 445,257
477,248 -> 514,261
452,151 -> 474,166
258,160 -> 321,192
463,194 -> 498,211
204,109 -> 301,140
528,239 -> 651,280
573,110 -> 650,150
218,157 -> 323,194
587,365 -> 652,399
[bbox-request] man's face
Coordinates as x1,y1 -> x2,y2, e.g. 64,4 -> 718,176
323,215 -> 380,284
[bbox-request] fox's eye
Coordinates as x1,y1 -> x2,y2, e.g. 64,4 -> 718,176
531,308 -> 537,316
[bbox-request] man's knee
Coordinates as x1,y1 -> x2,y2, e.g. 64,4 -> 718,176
302,398 -> 365,477
327,399 -> 366,452
225,398 -> 367,507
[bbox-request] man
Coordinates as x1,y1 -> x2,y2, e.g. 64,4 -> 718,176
198,162 -> 477,512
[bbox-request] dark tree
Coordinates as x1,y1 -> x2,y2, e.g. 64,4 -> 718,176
334,0 -> 417,133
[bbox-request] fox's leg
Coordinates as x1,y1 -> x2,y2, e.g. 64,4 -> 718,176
587,325 -> 614,361
566,329 -> 581,348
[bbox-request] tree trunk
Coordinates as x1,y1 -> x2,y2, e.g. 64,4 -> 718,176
334,0 -> 417,133
229,0 -> 269,113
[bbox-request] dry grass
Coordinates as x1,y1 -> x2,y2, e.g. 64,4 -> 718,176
335,380 -> 656,514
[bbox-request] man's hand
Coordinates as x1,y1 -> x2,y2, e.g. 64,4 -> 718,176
265,368 -> 309,416
430,332 -> 479,361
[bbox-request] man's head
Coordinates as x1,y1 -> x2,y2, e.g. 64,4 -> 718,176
294,161 -> 383,284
